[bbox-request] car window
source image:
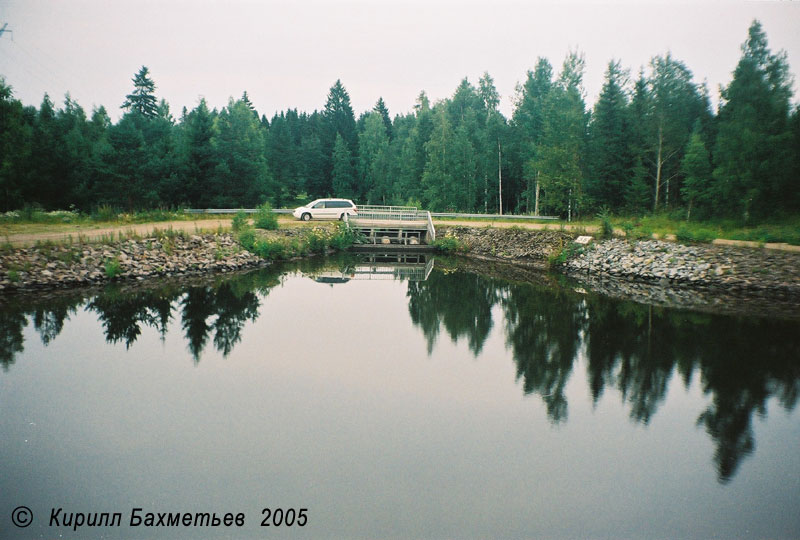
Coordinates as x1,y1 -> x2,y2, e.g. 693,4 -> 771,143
313,202 -> 325,209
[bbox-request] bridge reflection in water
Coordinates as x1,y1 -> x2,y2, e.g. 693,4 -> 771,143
310,252 -> 435,284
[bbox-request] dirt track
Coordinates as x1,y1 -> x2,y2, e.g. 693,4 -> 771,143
2,219 -> 233,247
3,217 -> 798,252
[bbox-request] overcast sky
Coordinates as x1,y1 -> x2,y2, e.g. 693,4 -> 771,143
1,0 -> 799,122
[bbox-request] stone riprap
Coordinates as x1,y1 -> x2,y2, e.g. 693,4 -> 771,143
564,238 -> 800,298
1,234 -> 266,292
439,226 -> 574,266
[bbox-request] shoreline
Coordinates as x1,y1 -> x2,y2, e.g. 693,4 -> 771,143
0,232 -> 268,294
2,226 -> 799,317
438,226 -> 800,313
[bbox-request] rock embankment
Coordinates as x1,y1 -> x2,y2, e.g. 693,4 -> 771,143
439,226 -> 573,266
564,238 -> 800,298
1,233 -> 266,292
437,225 -> 800,306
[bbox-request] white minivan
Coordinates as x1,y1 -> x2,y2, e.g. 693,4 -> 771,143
292,199 -> 358,221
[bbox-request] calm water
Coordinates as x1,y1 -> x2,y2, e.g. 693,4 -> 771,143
1,255 -> 798,539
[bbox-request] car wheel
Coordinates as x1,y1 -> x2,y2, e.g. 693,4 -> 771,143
302,213 -> 311,221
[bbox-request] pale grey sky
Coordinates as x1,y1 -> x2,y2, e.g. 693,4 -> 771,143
1,0 -> 799,121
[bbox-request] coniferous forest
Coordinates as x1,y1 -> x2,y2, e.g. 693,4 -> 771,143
1,20 -> 798,221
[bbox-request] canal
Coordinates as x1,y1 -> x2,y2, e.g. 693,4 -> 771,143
1,255 -> 798,539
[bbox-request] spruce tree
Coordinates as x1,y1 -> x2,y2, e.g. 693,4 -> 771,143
681,121 -> 712,220
587,60 -> 632,211
712,20 -> 794,220
122,66 -> 158,118
331,133 -> 356,198
373,97 -> 393,140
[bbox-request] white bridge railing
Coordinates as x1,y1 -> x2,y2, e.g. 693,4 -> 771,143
346,205 -> 436,244
352,205 -> 425,222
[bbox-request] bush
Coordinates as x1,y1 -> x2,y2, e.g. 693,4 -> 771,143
547,243 -> 583,268
432,236 -> 464,254
104,257 -> 122,278
231,210 -> 249,232
253,238 -> 286,260
253,202 -> 278,230
329,223 -> 358,250
92,205 -> 118,222
237,229 -> 256,250
675,224 -> 714,243
597,207 -> 613,239
304,229 -> 330,253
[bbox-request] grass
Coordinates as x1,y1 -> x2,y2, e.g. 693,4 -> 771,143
0,206 -> 222,226
236,223 -> 357,261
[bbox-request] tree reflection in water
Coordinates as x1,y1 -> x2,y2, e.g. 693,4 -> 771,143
0,261 -> 798,482
0,269 -> 282,367
405,266 -> 800,483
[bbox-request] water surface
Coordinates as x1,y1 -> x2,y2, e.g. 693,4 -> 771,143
1,256 -> 798,539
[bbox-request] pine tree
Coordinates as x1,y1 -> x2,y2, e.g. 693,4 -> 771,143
645,53 -> 706,211
122,66 -> 158,118
586,60 -> 632,211
533,52 -> 588,219
358,113 -> 391,203
331,133 -> 356,198
180,98 -> 217,206
373,97 -> 393,140
512,58 -> 553,213
0,78 -> 32,210
681,121 -> 712,220
712,20 -> 795,220
212,98 -> 273,206
422,107 -> 456,210
479,72 -> 506,214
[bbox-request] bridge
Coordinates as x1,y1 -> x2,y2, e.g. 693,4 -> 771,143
345,205 -> 436,247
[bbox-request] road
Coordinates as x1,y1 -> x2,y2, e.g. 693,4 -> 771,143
3,216 -> 798,252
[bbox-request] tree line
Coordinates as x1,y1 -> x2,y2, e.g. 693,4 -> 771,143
1,20 -> 797,221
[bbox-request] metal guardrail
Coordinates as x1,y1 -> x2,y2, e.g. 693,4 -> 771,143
184,208 -> 292,214
183,208 -> 558,221
430,212 -> 559,220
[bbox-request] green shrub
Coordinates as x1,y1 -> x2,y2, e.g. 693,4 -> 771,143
104,257 -> 122,278
232,210 -> 249,232
253,202 -> 279,230
253,238 -> 286,260
329,223 -> 358,250
92,205 -> 118,222
675,224 -> 714,243
304,229 -> 330,253
597,207 -> 613,239
7,269 -> 20,282
547,243 -> 583,268
432,236 -> 464,253
237,229 -> 256,250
